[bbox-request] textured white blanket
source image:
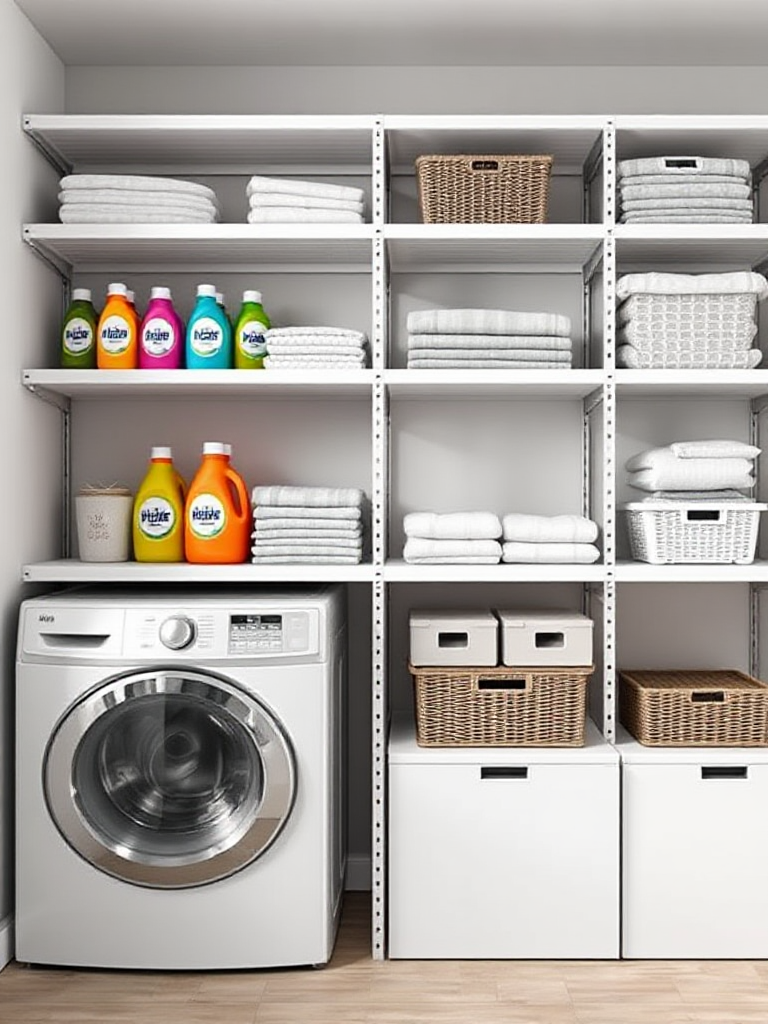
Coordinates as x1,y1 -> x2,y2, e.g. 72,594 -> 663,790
502,513 -> 599,544
60,205 -> 218,224
252,485 -> 364,507
404,511 -> 501,540
616,272 -> 768,299
406,309 -> 572,337
60,174 -> 218,202
407,334 -> 572,351
253,505 -> 362,520
246,175 -> 364,202
502,542 -> 600,563
670,440 -> 761,460
403,538 -> 502,564
617,157 -> 751,179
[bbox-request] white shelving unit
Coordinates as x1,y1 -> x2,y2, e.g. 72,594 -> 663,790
20,112 -> 768,960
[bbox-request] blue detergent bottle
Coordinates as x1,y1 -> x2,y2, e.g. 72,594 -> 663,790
185,284 -> 233,369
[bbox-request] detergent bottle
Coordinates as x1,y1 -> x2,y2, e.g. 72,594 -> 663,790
186,284 -> 232,369
234,290 -> 271,369
184,442 -> 250,563
97,282 -> 138,369
132,446 -> 187,562
139,287 -> 184,369
61,288 -> 98,369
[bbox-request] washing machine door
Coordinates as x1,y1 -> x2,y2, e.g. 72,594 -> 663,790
44,668 -> 296,888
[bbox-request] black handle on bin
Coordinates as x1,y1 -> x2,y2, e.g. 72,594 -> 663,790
701,766 -> 748,780
665,158 -> 698,168
685,509 -> 721,522
477,676 -> 527,692
691,691 -> 725,703
471,159 -> 499,172
481,766 -> 528,780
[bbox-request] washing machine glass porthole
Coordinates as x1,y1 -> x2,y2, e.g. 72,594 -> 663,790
44,670 -> 297,888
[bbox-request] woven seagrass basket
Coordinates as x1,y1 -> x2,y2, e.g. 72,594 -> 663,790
415,154 -> 553,224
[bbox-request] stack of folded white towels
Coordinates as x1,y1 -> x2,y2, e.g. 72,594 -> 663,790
501,514 -> 601,564
251,486 -> 365,564
405,309 -> 573,369
263,327 -> 369,369
616,272 -> 767,370
246,175 -> 365,224
617,156 -> 753,224
403,512 -> 502,564
59,174 -> 219,224
626,440 -> 759,497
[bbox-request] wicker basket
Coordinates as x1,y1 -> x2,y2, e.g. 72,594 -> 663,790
624,501 -> 766,564
415,154 -> 553,224
620,669 -> 768,747
409,662 -> 591,747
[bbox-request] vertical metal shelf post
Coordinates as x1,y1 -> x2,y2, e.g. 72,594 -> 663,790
602,121 -> 617,742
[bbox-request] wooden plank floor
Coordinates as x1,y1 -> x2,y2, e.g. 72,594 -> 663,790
2,893 -> 768,1023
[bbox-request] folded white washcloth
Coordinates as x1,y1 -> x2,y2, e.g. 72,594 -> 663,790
669,440 -> 761,460
264,356 -> 368,370
616,272 -> 768,300
407,348 -> 572,364
406,358 -> 572,369
252,525 -> 362,540
252,486 -> 364,508
60,173 -> 218,203
621,197 -> 753,212
502,542 -> 600,564
407,334 -> 572,351
403,538 -> 502,564
246,175 -> 365,203
266,326 -> 367,342
252,536 -> 362,551
619,174 -> 752,187
617,157 -> 751,180
616,346 -> 762,370
403,511 -> 502,540
406,309 -> 571,337
248,208 -> 364,224
502,514 -> 599,544
59,189 -> 219,213
253,505 -> 361,521
251,553 -> 362,564
60,205 -> 218,224
249,192 -> 364,212
620,182 -> 752,201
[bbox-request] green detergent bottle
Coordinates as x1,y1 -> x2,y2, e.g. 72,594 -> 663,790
234,290 -> 271,369
61,288 -> 98,368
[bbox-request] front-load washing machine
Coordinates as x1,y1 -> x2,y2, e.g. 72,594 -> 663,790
15,585 -> 346,969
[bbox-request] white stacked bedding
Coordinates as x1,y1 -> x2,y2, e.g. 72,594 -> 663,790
59,174 -> 220,224
246,175 -> 365,224
251,486 -> 365,563
617,156 -> 754,224
263,326 -> 369,369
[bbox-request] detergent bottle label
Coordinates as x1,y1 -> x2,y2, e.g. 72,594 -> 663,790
141,317 -> 175,357
188,493 -> 226,538
190,317 -> 223,358
138,497 -> 176,539
99,314 -> 131,355
64,317 -> 94,356
238,321 -> 267,358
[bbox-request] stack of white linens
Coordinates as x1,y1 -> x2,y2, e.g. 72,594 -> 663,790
626,440 -> 759,496
617,156 -> 753,224
406,309 -> 573,369
501,514 -> 601,563
59,174 -> 219,224
616,272 -> 767,370
263,327 -> 369,369
251,486 -> 365,564
403,512 -> 502,564
247,175 -> 365,224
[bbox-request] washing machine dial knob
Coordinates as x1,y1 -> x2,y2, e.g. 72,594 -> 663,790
159,616 -> 196,651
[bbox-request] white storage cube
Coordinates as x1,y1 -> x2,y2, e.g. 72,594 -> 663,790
617,728 -> 768,959
409,609 -> 498,667
388,716 -> 620,959
497,609 -> 593,667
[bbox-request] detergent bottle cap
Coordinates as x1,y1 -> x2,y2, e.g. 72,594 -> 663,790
72,288 -> 92,302
150,286 -> 172,301
151,446 -> 173,460
203,442 -> 227,456
106,282 -> 128,297
196,284 -> 217,298
243,290 -> 262,304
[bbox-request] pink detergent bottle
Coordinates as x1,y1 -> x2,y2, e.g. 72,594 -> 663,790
139,286 -> 185,369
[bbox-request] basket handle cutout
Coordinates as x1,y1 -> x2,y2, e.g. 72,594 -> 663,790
535,631 -> 565,649
701,766 -> 748,780
477,676 -> 528,692
685,510 -> 722,522
691,691 -> 725,703
664,158 -> 699,169
437,631 -> 468,649
481,766 -> 528,780
470,159 -> 499,172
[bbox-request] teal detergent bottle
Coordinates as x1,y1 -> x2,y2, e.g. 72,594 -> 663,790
234,290 -> 271,369
61,288 -> 98,368
185,284 -> 233,369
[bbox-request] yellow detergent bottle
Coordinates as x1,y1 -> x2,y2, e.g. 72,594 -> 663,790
132,446 -> 187,562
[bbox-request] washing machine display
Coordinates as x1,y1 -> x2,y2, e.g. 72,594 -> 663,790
45,669 -> 296,889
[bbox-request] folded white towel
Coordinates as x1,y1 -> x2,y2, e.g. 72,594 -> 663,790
407,334 -> 572,351
617,327 -> 757,352
60,205 -> 217,224
669,440 -> 761,460
502,542 -> 600,564
620,182 -> 752,201
252,525 -> 362,540
251,553 -> 362,564
626,446 -> 751,472
266,345 -> 368,358
628,465 -> 755,492
254,505 -> 361,521
406,358 -> 572,369
636,489 -> 752,502
502,514 -> 599,544
621,197 -> 753,212
617,157 -> 751,180
264,356 -> 367,370
620,212 -> 753,223
616,272 -> 768,300
266,326 -> 367,341
406,309 -> 571,337
247,175 -> 365,203
403,538 -> 502,564
59,189 -> 219,213
60,173 -> 218,203
616,346 -> 762,370
252,485 -> 363,508
252,536 -> 362,551
248,208 -> 364,224
407,349 -> 572,364
403,511 -> 502,540
249,192 -> 364,213
619,174 -> 752,187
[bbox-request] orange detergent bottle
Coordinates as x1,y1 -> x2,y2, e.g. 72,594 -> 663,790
97,282 -> 138,369
184,442 -> 250,563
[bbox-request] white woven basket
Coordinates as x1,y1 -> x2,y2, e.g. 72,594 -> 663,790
624,501 -> 767,564
617,292 -> 759,348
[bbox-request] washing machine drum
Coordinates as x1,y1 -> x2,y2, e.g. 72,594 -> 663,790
44,669 -> 296,889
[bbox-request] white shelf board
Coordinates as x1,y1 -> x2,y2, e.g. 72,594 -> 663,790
23,114 -> 376,173
612,116 -> 768,168
22,368 -> 375,400
23,224 -> 373,272
384,560 -> 605,583
22,560 -> 375,584
615,560 -> 768,583
384,224 -> 603,272
615,370 -> 768,398
384,369 -> 604,400
614,225 -> 768,268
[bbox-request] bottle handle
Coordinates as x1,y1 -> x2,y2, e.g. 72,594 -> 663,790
226,468 -> 250,520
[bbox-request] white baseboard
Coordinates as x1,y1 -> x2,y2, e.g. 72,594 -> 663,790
0,914 -> 13,971
345,855 -> 371,891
